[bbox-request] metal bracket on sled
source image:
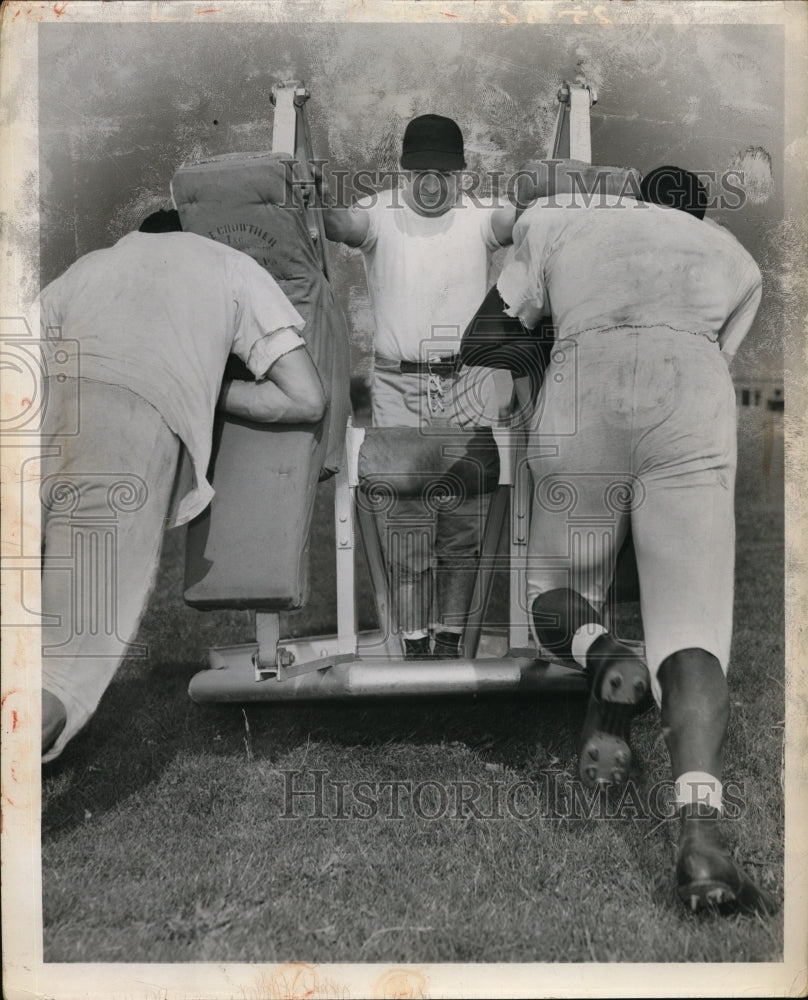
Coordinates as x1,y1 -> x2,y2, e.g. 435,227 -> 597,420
251,617 -> 358,685
557,80 -> 598,106
251,613 -> 291,680
270,80 -> 311,154
552,81 -> 597,163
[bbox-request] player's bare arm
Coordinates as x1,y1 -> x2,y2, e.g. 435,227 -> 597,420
219,344 -> 327,423
491,202 -> 517,246
313,163 -> 369,247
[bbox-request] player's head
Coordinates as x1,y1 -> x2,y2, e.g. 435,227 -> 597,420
138,209 -> 183,233
640,166 -> 708,220
401,114 -> 465,216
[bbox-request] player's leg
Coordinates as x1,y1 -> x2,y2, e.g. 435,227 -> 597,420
659,649 -> 776,913
42,689 -> 67,752
41,381 -> 179,761
528,524 -> 648,788
632,340 -> 776,914
433,491 -> 490,658
635,496 -> 776,914
371,365 -> 436,657
376,495 -> 434,658
658,649 -> 729,798
527,338 -> 650,785
638,477 -> 734,796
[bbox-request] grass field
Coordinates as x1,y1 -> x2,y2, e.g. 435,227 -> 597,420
41,407 -> 785,965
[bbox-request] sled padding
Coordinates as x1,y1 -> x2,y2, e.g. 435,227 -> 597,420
172,151 -> 350,610
182,419 -> 322,610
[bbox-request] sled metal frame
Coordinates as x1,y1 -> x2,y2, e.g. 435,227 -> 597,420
189,422 -> 588,702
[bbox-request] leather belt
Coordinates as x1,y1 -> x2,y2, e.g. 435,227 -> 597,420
397,357 -> 458,378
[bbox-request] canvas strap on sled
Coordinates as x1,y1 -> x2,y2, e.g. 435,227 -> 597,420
271,81 -> 330,280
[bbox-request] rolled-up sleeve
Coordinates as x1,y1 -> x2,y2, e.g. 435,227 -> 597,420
231,256 -> 306,378
246,328 -> 306,379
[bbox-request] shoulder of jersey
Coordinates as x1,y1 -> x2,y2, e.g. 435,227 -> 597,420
183,231 -> 260,262
701,216 -> 759,268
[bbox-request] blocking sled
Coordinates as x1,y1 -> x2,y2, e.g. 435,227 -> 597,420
175,81 -> 642,702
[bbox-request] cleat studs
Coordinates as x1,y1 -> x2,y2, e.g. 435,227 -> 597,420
706,888 -> 725,904
633,679 -> 646,696
585,766 -> 598,781
615,750 -> 628,766
610,768 -> 624,783
588,747 -> 600,761
609,674 -> 622,690
690,894 -> 700,912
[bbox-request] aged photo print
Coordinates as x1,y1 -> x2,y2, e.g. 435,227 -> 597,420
1,1 -> 806,997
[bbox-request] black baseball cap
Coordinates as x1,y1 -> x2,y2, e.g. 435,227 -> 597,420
640,166 -> 708,220
401,114 -> 466,171
139,209 -> 182,233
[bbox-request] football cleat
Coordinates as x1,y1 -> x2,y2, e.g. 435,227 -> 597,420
676,804 -> 779,916
578,635 -> 650,788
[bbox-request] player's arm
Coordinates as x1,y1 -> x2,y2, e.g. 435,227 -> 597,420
718,266 -> 763,366
491,202 -> 517,247
460,284 -> 553,390
496,224 -> 549,331
312,164 -> 370,248
219,343 -> 326,423
460,285 -> 528,368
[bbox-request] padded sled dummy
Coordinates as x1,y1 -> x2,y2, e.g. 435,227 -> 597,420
173,152 -> 351,609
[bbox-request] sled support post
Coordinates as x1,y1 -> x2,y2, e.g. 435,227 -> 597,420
255,612 -> 280,677
335,424 -> 361,657
270,80 -> 306,155
550,80 -> 597,163
462,426 -> 513,659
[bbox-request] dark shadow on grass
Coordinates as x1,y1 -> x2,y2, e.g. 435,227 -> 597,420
42,661 -> 207,835
235,687 -> 589,765
42,653 -> 598,835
